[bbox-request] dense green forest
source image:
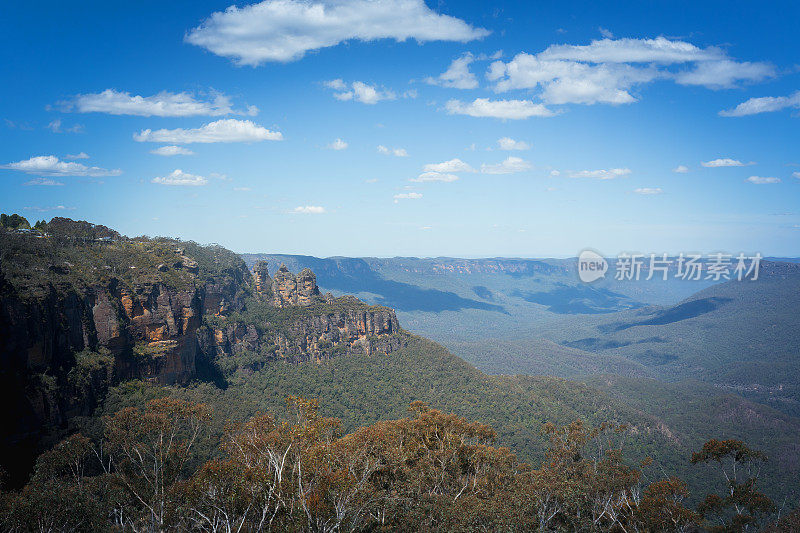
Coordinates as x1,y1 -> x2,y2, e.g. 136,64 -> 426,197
1,393 -> 789,531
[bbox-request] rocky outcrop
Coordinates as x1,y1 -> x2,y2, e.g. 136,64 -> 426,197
274,306 -> 403,363
202,299 -> 404,367
0,245 -> 252,486
200,265 -> 407,369
272,265 -> 321,307
0,227 -> 406,486
253,260 -> 272,298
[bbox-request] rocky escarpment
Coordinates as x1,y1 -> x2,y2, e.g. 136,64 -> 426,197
0,224 -> 251,485
0,223 -> 407,486
200,262 -> 406,368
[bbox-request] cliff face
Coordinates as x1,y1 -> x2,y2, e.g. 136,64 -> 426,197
0,227 -> 253,485
202,263 -> 406,369
0,227 -> 406,486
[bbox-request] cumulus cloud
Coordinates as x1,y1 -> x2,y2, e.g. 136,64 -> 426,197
423,158 -> 475,173
64,152 -> 90,160
393,192 -> 423,202
794,171 -> 800,179
293,205 -> 326,214
568,168 -> 631,179
445,98 -> 555,119
719,91 -> 800,117
377,145 -> 409,157
746,176 -> 780,184
134,119 -> 283,143
327,138 -> 348,150
426,53 -> 479,89
701,158 -> 750,167
185,0 -> 489,65
326,80 -> 395,104
481,156 -> 532,174
151,169 -> 208,186
497,137 -> 530,150
488,36 -> 774,106
62,89 -> 244,117
150,145 -> 195,156
1,155 -> 121,177
634,187 -> 663,194
410,172 -> 459,182
673,165 -> 689,173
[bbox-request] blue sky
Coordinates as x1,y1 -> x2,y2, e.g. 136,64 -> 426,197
1,0 -> 799,257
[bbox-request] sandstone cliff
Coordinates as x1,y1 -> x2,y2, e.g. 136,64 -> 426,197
203,264 -> 406,369
0,221 -> 407,485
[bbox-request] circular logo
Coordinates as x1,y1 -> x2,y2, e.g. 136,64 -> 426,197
577,249 -> 608,283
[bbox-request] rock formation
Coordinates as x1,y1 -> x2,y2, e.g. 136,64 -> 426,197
272,265 -> 321,307
252,260 -> 272,298
0,221 -> 407,486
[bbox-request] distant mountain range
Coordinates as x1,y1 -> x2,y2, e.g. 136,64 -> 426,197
244,254 -> 800,417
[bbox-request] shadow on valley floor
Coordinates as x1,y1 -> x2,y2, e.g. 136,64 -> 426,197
510,283 -> 643,314
599,297 -> 732,332
243,254 -> 506,313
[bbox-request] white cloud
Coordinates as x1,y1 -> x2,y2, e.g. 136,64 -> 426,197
537,37 -> 723,64
568,168 -> 631,179
150,145 -> 196,156
445,98 -> 555,119
550,170 -> 561,176
377,145 -> 409,157
185,0 -> 489,65
481,156 -> 532,174
151,169 -> 208,186
24,205 -> 75,212
326,80 -> 395,104
634,187 -> 663,194
293,205 -> 326,214
63,89 -> 241,117
327,138 -> 348,150
46,119 -> 84,133
598,27 -> 614,39
134,119 -> 283,144
426,53 -> 479,89
423,158 -> 475,173
410,172 -> 459,182
719,91 -> 800,117
794,172 -> 800,179
325,79 -> 348,91
673,165 -> 689,173
746,176 -> 780,184
393,192 -> 423,202
674,60 -> 774,89
64,152 -> 90,160
233,186 -> 252,191
489,54 -> 657,104
701,158 -> 749,167
24,177 -> 64,186
497,137 -> 530,150
488,37 -> 774,106
1,155 -> 121,177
